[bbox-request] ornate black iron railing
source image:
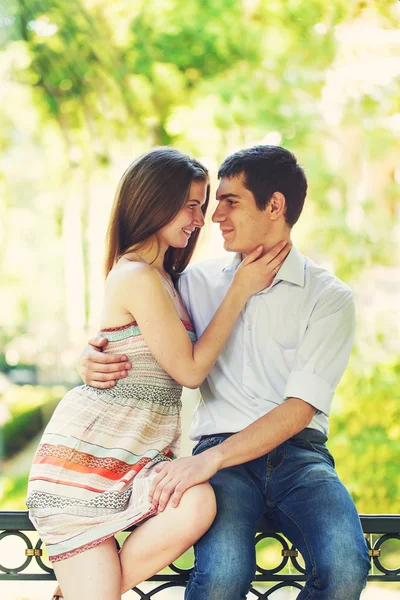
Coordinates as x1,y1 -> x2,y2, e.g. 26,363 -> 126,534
0,512 -> 399,597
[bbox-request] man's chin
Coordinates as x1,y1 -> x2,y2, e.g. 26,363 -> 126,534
223,243 -> 233,253
223,239 -> 237,253
223,240 -> 245,254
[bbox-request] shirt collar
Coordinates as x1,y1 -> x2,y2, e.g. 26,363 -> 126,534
222,245 -> 305,287
222,253 -> 242,273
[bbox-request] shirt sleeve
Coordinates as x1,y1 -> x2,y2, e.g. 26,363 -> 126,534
176,270 -> 193,320
284,285 -> 356,416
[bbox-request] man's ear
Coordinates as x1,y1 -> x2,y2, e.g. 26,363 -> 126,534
268,192 -> 286,221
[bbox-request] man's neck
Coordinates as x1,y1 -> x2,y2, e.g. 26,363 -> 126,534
242,231 -> 292,259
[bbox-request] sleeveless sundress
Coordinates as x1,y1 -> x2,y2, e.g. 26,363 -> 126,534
26,319 -> 196,562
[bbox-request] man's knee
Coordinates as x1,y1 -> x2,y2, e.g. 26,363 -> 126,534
186,558 -> 254,600
313,549 -> 370,598
186,531 -> 256,600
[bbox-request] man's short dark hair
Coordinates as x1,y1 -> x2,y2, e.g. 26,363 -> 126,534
218,145 -> 308,227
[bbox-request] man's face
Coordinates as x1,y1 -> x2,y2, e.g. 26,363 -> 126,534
212,174 -> 271,256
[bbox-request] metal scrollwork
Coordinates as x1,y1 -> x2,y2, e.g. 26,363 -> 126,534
0,511 -> 399,594
33,537 -> 54,574
250,581 -> 303,598
0,530 -> 33,574
255,532 -> 291,575
131,581 -> 186,599
371,533 -> 400,576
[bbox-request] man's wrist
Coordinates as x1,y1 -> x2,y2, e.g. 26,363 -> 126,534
205,443 -> 226,472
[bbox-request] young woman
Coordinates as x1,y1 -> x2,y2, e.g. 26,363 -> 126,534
26,147 -> 290,600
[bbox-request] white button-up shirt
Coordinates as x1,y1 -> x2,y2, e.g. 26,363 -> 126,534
178,246 -> 355,440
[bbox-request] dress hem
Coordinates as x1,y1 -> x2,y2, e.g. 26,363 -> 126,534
49,506 -> 158,563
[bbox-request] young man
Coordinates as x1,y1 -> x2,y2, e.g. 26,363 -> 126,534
79,146 -> 370,599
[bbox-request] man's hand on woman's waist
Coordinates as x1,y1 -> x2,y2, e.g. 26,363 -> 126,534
78,336 -> 131,389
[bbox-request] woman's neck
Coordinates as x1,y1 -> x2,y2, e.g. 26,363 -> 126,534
124,238 -> 168,272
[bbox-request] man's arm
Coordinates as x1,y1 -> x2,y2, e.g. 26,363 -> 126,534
149,397 -> 315,511
78,259 -> 193,388
149,284 -> 356,510
205,397 -> 316,469
78,336 -> 132,389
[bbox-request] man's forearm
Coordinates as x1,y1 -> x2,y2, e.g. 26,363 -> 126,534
207,397 -> 317,471
148,397 -> 317,511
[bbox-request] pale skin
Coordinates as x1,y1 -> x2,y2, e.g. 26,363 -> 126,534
78,174 -> 315,516
52,484 -> 216,599
53,179 -> 291,600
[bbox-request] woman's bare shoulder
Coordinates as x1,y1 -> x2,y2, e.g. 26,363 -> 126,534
106,260 -> 159,290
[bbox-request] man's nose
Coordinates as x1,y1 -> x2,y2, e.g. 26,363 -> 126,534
212,205 -> 225,223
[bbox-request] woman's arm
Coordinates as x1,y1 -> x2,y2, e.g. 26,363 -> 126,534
77,241 -> 290,388
122,242 -> 290,388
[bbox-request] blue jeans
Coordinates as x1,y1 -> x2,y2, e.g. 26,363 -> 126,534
185,434 -> 370,600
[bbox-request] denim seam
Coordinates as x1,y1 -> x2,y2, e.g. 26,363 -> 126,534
265,444 -> 287,508
277,502 -> 319,598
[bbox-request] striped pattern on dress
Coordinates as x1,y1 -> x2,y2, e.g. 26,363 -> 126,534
26,319 -> 196,562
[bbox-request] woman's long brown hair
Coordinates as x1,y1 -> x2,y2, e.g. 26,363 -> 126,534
105,147 -> 210,279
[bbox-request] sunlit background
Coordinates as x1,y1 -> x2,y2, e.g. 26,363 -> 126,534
1,0 -> 400,598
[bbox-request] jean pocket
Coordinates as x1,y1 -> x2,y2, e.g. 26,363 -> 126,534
192,436 -> 226,456
309,441 -> 335,468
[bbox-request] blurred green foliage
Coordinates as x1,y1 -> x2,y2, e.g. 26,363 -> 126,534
0,474 -> 29,510
2,384 -> 66,457
331,357 -> 400,513
0,0 -> 399,515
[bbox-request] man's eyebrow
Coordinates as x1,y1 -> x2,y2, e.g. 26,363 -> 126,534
216,193 -> 241,200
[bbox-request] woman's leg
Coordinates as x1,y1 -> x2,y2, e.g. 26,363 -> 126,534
52,537 -> 121,600
120,482 -> 216,593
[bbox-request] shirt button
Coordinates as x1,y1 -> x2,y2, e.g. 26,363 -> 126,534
247,325 -> 251,331
247,362 -> 251,367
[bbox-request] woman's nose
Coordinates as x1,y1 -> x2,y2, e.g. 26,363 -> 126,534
193,207 -> 205,228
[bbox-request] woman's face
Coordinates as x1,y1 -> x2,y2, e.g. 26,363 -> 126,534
158,180 -> 207,249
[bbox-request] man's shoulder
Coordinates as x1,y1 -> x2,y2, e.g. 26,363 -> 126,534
304,256 -> 353,300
